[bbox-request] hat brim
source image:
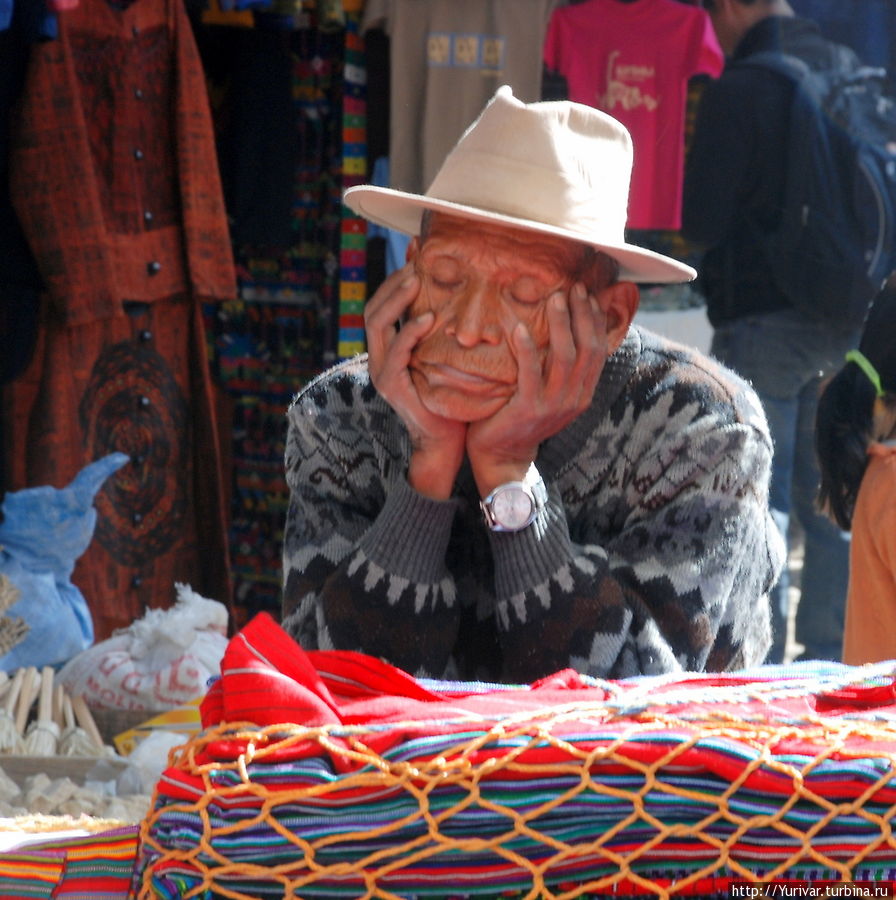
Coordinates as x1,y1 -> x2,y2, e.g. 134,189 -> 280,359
344,185 -> 696,284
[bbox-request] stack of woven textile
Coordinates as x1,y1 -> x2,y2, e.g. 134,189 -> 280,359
0,825 -> 139,899
133,613 -> 896,900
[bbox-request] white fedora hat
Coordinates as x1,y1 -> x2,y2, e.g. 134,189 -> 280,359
344,85 -> 695,284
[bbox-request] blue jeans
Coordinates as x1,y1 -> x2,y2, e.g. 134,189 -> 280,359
710,310 -> 858,663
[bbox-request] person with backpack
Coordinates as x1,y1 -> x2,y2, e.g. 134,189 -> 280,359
815,282 -> 896,665
681,0 -> 896,663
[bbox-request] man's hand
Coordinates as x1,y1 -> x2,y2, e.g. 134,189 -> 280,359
467,282 -> 608,496
365,265 -> 466,500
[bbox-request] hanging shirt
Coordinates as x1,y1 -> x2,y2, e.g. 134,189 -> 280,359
363,0 -> 558,195
544,0 -> 723,230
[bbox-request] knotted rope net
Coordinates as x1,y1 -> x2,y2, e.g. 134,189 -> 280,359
136,686 -> 896,900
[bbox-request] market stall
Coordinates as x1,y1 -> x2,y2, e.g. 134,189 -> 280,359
4,613 -> 896,898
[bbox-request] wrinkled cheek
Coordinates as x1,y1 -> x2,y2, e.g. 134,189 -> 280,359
410,329 -> 452,364
407,292 -> 432,319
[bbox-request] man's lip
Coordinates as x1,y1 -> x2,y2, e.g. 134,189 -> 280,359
414,361 -> 513,393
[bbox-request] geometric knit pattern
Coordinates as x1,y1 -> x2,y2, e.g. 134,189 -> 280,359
282,326 -> 785,683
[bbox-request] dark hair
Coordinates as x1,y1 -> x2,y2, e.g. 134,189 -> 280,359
815,285 -> 896,530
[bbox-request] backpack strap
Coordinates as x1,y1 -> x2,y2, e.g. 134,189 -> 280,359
735,50 -> 822,104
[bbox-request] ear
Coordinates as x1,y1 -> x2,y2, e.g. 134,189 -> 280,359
595,280 -> 639,353
406,237 -> 420,263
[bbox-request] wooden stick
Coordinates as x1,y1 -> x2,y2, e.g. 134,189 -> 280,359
62,693 -> 75,730
3,667 -> 24,716
70,694 -> 105,750
14,666 -> 38,736
37,666 -> 54,724
53,681 -> 65,729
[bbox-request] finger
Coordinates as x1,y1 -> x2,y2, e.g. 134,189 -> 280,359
371,310 -> 434,386
365,270 -> 421,360
569,292 -> 608,404
392,310 -> 435,357
569,282 -> 602,357
511,320 -> 541,401
364,266 -> 419,330
543,288 -> 578,393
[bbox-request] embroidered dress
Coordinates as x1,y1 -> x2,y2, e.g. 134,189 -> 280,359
6,0 -> 236,637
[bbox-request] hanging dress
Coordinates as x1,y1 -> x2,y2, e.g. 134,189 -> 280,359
6,0 -> 237,638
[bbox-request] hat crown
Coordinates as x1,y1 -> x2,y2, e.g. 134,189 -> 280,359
426,86 -> 633,245
341,86 -> 696,284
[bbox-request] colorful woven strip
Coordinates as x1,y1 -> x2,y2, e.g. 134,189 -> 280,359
0,826 -> 139,900
337,10 -> 368,360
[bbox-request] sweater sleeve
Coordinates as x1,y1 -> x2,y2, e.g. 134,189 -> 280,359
490,375 -> 784,681
280,372 -> 462,678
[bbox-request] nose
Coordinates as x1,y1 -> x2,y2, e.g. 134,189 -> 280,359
444,281 -> 503,348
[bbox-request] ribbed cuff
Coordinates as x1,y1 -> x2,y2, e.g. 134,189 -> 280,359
488,488 -> 573,598
358,477 -> 459,583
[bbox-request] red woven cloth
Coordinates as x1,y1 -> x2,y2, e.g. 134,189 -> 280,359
192,613 -> 896,802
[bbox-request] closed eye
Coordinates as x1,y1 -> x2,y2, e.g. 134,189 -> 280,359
432,276 -> 463,290
422,256 -> 464,292
510,275 -> 553,305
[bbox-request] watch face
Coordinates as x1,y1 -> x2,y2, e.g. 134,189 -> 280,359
492,486 -> 534,530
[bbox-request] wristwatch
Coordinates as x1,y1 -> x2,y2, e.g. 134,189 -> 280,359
480,463 -> 548,532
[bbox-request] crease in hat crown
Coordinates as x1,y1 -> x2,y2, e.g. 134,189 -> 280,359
344,85 -> 696,284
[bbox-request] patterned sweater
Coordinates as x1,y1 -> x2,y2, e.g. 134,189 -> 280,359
282,326 -> 784,682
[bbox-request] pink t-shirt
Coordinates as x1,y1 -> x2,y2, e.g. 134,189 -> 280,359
544,0 -> 723,230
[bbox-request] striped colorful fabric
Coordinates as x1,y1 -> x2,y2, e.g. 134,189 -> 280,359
0,826 -> 139,900
337,8 -> 368,361
135,614 -> 896,898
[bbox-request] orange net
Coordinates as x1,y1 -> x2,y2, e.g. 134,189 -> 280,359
136,688 -> 896,900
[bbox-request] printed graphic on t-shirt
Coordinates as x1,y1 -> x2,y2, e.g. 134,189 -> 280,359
427,32 -> 505,72
599,50 -> 658,112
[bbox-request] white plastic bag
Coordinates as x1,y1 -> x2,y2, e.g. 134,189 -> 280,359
57,583 -> 228,710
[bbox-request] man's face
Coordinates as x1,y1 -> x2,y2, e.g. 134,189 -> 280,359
406,213 -> 613,422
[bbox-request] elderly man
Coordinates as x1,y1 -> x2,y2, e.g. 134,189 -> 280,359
282,86 -> 783,682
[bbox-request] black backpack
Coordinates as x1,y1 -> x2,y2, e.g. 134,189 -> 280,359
737,48 -> 896,331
